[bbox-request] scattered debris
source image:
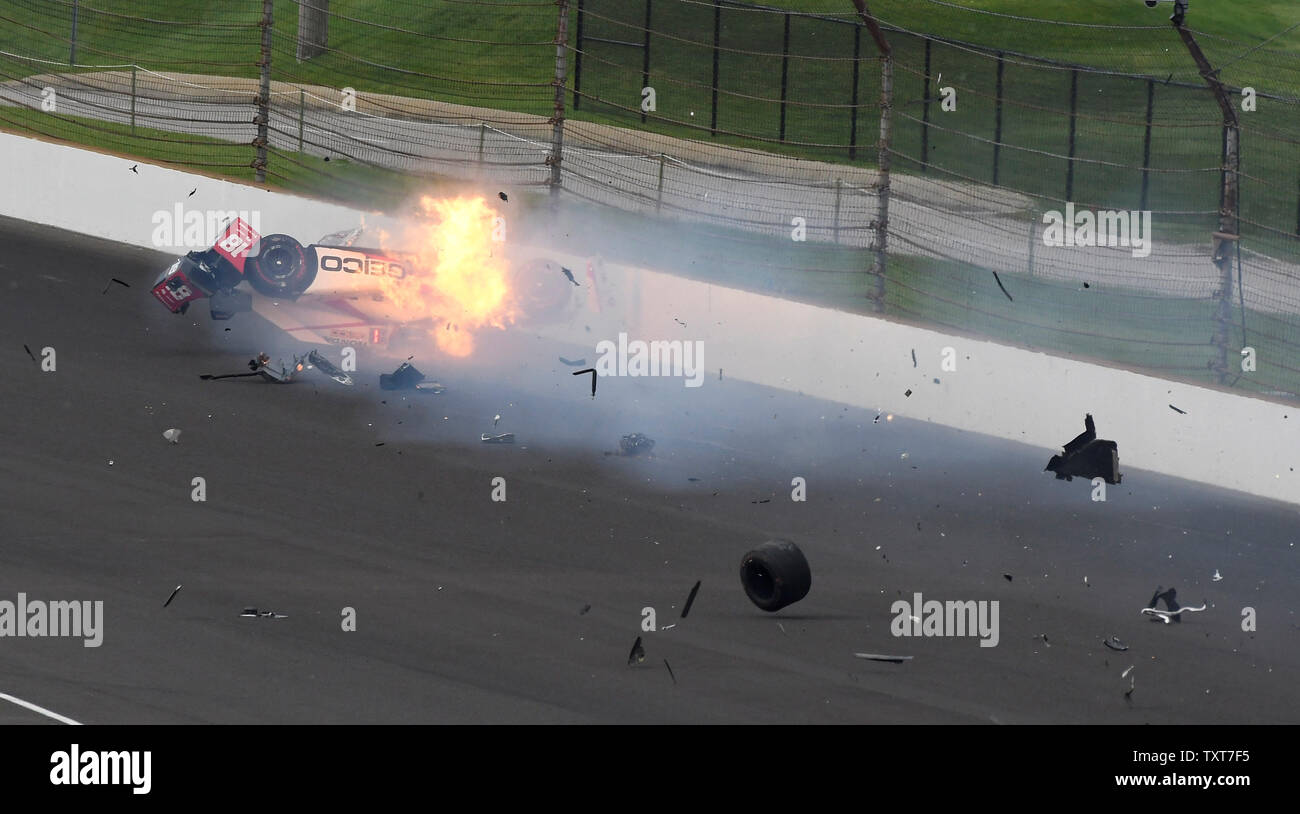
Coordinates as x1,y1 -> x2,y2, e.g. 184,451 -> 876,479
932,378 -> 940,384
1103,636 -> 1128,652
307,349 -> 353,386
380,361 -> 442,393
1082,282 -> 1090,289
1125,673 -> 1136,699
911,348 -> 917,367
992,270 -> 1014,302
854,653 -> 913,663
129,164 -> 138,173
1121,665 -> 1134,679
681,580 -> 701,618
22,344 -> 36,363
579,604 -> 591,615
162,428 -> 181,444
498,191 -> 508,202
187,188 -> 196,197
480,432 -> 515,444
1084,575 -> 1090,587
904,389 -> 912,397
719,368 -> 723,380
559,267 -> 579,286
674,318 -> 686,326
751,498 -> 771,504
777,622 -> 788,636
374,442 -> 386,447
1212,569 -> 1222,582
240,607 -> 287,619
493,414 -> 501,426
740,539 -> 812,612
873,414 -> 881,423
664,659 -> 677,684
1003,573 -> 1013,582
1143,603 -> 1207,624
1169,404 -> 1187,415
163,584 -> 182,608
619,433 -> 655,456
573,367 -> 597,397
558,356 -> 586,366
1045,413 -> 1121,484
101,277 -> 130,294
627,635 -> 646,666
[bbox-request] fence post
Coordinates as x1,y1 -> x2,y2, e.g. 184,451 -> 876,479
640,0 -> 651,124
69,0 -> 78,65
851,1 -> 892,312
656,153 -> 665,214
1140,78 -> 1154,210
833,178 -> 842,244
254,0 -> 273,184
1026,216 -> 1036,276
779,13 -> 790,142
710,0 -> 720,135
1065,68 -> 1078,202
130,64 -> 137,134
992,52 -> 1004,185
478,121 -> 487,169
920,37 -> 931,173
549,0 -> 570,199
849,24 -> 860,160
297,89 -> 304,152
572,0 -> 584,110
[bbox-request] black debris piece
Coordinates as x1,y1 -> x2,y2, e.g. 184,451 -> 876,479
911,348 -> 917,367
240,607 -> 287,619
664,659 -> 677,684
1147,586 -> 1182,623
1045,413 -> 1122,484
932,378 -> 940,384
992,270 -> 1014,302
374,443 -> 386,447
620,432 -> 654,456
904,389 -> 912,397
1103,636 -> 1128,652
129,164 -> 138,173
163,584 -> 182,608
101,277 -> 130,293
681,580 -> 701,618
751,498 -> 771,504
188,188 -> 196,197
1169,404 -> 1187,415
674,318 -> 686,326
380,361 -> 442,392
1082,282 -> 1091,289
23,344 -> 36,363
628,635 -> 646,666
498,191 -> 508,202
558,356 -> 586,366
574,367 -> 597,397
854,653 -> 913,663
687,477 -> 700,482
559,266 -> 579,286
579,604 -> 591,616
1003,574 -> 1013,582
873,414 -> 881,423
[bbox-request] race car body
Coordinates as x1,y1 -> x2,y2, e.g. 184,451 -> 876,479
150,218 -> 581,349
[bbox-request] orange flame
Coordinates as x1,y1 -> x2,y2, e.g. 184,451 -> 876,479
379,195 -> 515,357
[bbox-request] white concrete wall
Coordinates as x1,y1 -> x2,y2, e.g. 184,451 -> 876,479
3,131 -> 1297,505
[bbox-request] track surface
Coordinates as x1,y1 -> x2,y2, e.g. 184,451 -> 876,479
1,216 -> 1296,724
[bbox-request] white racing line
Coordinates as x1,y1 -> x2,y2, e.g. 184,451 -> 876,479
0,692 -> 83,725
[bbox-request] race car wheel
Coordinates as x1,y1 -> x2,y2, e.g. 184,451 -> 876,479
740,539 -> 811,612
246,234 -> 317,298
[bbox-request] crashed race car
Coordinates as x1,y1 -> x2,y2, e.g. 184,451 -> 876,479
151,217 -> 578,348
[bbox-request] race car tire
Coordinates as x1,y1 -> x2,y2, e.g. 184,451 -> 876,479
739,539 -> 811,612
511,257 -> 573,324
246,234 -> 317,298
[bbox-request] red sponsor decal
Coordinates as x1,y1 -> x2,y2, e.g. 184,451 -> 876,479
211,218 -> 261,274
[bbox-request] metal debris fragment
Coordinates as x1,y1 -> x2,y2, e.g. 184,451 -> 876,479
619,433 -> 655,456
480,432 -> 515,444
1103,636 -> 1128,652
162,428 -> 181,444
854,653 -> 913,663
628,635 -> 646,666
163,584 -> 182,608
681,580 -> 701,618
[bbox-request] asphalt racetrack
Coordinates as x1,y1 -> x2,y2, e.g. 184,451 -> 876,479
1,216 -> 1296,724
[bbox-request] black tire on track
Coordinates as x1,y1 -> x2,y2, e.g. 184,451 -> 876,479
246,234 -> 317,298
739,539 -> 811,612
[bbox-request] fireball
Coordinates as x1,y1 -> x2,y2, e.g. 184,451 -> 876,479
380,195 -> 515,356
